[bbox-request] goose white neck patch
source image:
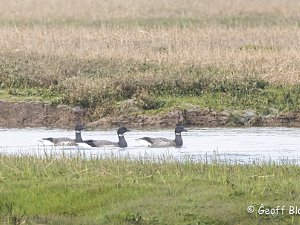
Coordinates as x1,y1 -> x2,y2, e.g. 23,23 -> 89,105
118,134 -> 124,137
76,131 -> 81,134
175,133 -> 181,136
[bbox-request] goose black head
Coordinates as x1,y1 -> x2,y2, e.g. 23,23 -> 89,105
175,125 -> 187,133
75,124 -> 85,131
117,127 -> 130,135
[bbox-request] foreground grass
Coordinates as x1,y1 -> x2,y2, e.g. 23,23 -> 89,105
0,155 -> 300,224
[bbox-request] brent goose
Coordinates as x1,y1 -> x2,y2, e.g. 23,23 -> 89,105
139,125 -> 187,147
41,124 -> 85,146
84,127 -> 130,148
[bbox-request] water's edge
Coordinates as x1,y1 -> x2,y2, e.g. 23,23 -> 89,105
2,101 -> 300,129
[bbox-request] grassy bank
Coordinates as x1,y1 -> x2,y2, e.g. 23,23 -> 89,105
0,0 -> 300,120
1,52 -> 300,119
0,155 -> 300,225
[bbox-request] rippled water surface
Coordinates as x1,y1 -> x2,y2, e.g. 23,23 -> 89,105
0,127 -> 300,163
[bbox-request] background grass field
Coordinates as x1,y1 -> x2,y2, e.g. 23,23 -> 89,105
1,0 -> 300,120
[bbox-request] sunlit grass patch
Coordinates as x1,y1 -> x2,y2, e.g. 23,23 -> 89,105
0,88 -> 64,104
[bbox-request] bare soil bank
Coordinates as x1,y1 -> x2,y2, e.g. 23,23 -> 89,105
1,100 -> 300,128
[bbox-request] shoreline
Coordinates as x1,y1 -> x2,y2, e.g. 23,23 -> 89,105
1,100 -> 300,129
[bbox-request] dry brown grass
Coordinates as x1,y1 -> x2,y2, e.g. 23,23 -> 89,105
1,0 -> 300,20
1,0 -> 300,115
1,25 -> 300,84
1,0 -> 300,85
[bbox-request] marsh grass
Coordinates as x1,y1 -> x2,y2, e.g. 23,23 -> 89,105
1,51 -> 300,118
0,154 -> 300,224
1,0 -> 300,119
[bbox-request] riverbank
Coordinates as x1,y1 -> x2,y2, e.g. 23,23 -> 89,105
1,100 -> 300,128
1,0 -> 300,128
0,155 -> 299,225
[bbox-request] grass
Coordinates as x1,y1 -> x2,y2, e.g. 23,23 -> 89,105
1,1 -> 300,120
1,15 -> 300,29
0,88 -> 63,104
1,1 -> 300,224
160,85 -> 300,114
0,0 -> 299,26
1,51 -> 300,119
0,155 -> 300,224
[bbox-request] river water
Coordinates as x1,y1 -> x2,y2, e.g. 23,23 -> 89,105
0,127 -> 299,164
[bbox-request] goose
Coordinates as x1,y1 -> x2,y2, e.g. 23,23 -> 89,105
84,127 -> 130,148
41,124 -> 85,146
139,125 -> 187,147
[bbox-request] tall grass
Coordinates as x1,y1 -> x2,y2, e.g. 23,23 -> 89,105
0,154 -> 300,224
1,0 -> 300,119
1,26 -> 300,85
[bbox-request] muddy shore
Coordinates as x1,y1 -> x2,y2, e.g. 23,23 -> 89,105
1,100 -> 300,129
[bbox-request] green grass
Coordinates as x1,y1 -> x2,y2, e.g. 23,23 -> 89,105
158,84 -> 300,114
0,89 -> 64,104
0,155 -> 300,224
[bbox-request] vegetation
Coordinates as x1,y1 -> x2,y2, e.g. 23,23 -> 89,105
0,154 -> 299,225
1,51 -> 300,119
0,0 -> 300,119
1,1 -> 300,224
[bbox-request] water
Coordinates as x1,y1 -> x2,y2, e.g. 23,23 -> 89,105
0,127 -> 300,164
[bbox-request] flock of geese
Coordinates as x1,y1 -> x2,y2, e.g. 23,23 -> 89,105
41,125 -> 188,148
